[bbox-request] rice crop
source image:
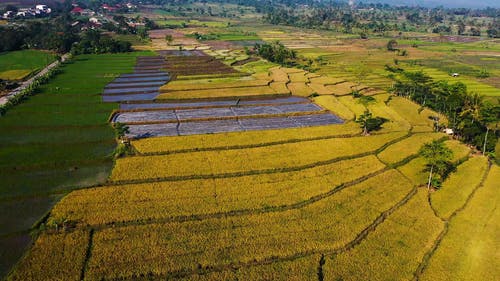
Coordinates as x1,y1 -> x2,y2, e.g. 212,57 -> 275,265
377,133 -> 445,164
324,188 -> 444,281
132,123 -> 360,154
49,156 -> 385,226
111,132 -> 405,182
431,156 -> 489,219
7,230 -> 89,281
420,165 -> 500,281
85,170 -> 414,279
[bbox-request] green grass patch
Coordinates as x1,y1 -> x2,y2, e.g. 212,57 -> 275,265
0,50 -> 56,80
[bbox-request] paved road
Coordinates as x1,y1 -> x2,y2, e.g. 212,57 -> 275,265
0,53 -> 70,107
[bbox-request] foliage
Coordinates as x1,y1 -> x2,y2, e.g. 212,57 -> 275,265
355,110 -> 388,135
419,140 -> 453,188
253,41 -> 297,66
390,70 -> 500,153
71,30 -> 132,55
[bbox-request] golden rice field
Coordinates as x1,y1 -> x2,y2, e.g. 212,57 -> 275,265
110,132 -> 406,182
431,156 -> 489,220
49,155 -> 385,226
420,165 -> 500,281
84,171 -> 414,280
324,188 -> 444,281
132,123 -> 360,154
7,45 -> 499,281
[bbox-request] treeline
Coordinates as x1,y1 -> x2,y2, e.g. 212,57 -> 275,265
263,5 -> 499,37
71,30 -> 131,55
389,69 -> 500,155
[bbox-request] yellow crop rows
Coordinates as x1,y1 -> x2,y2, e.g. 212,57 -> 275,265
377,132 -> 445,164
177,255 -> 321,280
50,156 -> 385,226
431,156 -> 489,219
8,230 -> 89,281
132,123 -> 360,154
421,165 -> 500,281
111,132 -> 405,182
85,170 -> 414,279
287,82 -> 315,96
324,189 -> 444,281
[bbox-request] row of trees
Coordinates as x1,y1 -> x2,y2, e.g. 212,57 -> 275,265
263,5 -> 499,37
389,69 -> 500,155
252,41 -> 297,66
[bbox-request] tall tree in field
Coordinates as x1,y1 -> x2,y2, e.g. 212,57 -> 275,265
419,140 -> 453,190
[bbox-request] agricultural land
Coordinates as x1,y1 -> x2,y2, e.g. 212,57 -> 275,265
0,0 -> 499,280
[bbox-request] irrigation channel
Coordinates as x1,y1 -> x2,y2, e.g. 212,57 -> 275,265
105,53 -> 343,138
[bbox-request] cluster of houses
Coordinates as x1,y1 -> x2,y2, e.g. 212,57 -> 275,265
3,5 -> 51,19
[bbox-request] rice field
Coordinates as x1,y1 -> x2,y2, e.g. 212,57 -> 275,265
4,25 -> 498,281
110,132 -> 405,182
420,165 -> 500,281
431,156 -> 489,220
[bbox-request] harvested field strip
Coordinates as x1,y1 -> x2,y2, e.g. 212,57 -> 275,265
125,113 -> 344,138
119,96 -> 309,111
7,230 -> 90,281
324,188 -> 444,281
113,103 -> 324,124
164,55 -> 239,76
430,156 -> 489,220
50,156 -> 385,226
105,81 -> 166,89
116,110 -> 329,126
102,93 -> 158,103
132,123 -> 361,154
110,132 -> 406,182
160,79 -> 270,92
84,170 -> 414,280
376,133 -> 446,164
420,165 -> 500,281
103,87 -> 160,95
157,85 -> 288,100
326,82 -> 364,96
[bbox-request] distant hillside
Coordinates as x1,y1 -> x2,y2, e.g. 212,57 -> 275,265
358,0 -> 500,8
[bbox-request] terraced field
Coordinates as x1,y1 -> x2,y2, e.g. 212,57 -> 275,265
5,41 -> 498,280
